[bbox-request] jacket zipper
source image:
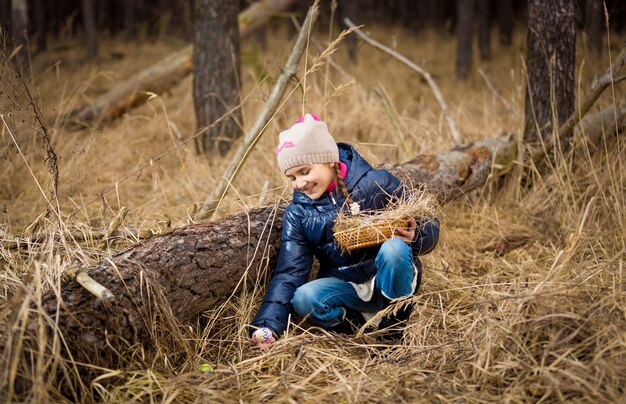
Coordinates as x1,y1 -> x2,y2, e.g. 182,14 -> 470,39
329,192 -> 340,214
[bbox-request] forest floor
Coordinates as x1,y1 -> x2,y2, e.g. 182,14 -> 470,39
1,20 -> 625,402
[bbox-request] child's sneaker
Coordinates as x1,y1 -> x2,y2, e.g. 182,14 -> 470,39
329,309 -> 365,335
377,301 -> 414,341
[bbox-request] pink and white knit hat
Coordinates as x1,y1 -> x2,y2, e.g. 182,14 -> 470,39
275,113 -> 339,173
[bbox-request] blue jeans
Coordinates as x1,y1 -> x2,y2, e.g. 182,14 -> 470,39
291,238 -> 418,328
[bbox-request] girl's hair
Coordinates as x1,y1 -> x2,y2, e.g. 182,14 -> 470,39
334,163 -> 353,206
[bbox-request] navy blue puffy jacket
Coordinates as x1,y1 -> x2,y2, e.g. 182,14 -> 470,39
251,143 -> 440,336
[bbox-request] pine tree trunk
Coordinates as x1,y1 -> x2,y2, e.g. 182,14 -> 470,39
456,0 -> 475,79
182,0 -> 193,42
123,0 -> 135,39
10,0 -> 28,70
96,0 -> 110,35
0,0 -> 10,33
81,0 -> 98,59
340,0 -> 359,63
496,0 -> 513,47
584,0 -> 603,56
523,0 -> 575,144
33,0 -> 46,52
477,0 -> 490,61
193,0 -> 243,156
426,0 -> 447,30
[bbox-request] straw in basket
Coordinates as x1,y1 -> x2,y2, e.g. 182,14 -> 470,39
334,216 -> 411,251
332,189 -> 436,252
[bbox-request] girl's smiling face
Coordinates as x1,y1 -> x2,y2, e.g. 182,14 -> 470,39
285,163 -> 336,200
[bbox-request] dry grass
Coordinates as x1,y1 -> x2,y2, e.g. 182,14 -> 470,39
1,18 -> 625,403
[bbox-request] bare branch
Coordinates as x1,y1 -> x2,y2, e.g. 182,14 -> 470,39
477,67 -> 513,110
344,18 -> 461,145
66,262 -> 116,303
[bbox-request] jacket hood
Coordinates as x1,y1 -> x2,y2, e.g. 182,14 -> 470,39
291,143 -> 373,205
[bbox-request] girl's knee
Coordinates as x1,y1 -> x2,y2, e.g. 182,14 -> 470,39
292,285 -> 313,316
376,239 -> 415,299
378,238 -> 411,262
292,283 -> 326,317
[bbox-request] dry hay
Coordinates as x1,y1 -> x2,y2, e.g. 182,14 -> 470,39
333,189 -> 437,251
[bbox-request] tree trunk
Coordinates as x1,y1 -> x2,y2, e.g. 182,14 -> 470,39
456,0 -> 475,80
0,0 -> 10,33
10,0 -> 28,70
426,0 -> 447,31
182,0 -> 193,42
65,0 -> 295,127
523,0 -> 575,145
81,0 -> 98,59
5,107 -> 625,395
396,0 -> 412,28
193,0 -> 242,156
584,0 -> 603,56
33,0 -> 46,52
340,0 -> 358,64
477,0 -> 490,61
496,0 -> 513,47
96,0 -> 110,35
122,0 -> 135,39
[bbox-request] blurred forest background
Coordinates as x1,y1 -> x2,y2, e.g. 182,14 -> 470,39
1,0 -> 625,402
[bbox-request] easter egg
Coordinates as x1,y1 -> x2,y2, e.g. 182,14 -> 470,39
252,327 -> 275,345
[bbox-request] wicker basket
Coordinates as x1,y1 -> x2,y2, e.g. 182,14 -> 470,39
333,217 -> 409,251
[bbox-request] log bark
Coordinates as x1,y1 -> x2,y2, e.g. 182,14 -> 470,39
65,0 -> 295,127
3,107 -> 624,394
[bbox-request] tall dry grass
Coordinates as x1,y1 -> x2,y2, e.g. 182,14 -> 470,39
1,18 -> 625,402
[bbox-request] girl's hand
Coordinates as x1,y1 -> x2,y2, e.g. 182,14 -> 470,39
252,327 -> 276,348
393,218 -> 417,244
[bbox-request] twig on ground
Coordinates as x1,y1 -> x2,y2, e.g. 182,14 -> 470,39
66,262 -> 116,303
195,2 -> 321,221
344,18 -> 461,145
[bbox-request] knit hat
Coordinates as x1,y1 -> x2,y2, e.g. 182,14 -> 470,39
275,113 -> 339,173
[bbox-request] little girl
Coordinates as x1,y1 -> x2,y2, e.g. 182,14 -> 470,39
250,114 -> 439,347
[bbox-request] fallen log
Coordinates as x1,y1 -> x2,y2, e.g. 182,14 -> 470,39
65,0 -> 295,127
2,108 -> 624,396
